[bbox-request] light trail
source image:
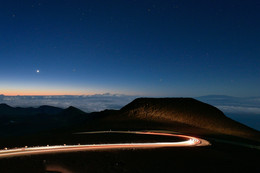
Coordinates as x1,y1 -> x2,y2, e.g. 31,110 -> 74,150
0,131 -> 210,158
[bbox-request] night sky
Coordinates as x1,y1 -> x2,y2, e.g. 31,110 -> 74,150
1,0 -> 259,97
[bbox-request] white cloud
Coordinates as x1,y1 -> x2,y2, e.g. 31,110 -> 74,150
197,95 -> 260,114
217,106 -> 260,114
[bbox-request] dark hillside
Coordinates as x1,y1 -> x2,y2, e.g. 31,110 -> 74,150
120,98 -> 260,140
0,104 -> 88,137
0,103 -> 63,116
61,106 -> 86,116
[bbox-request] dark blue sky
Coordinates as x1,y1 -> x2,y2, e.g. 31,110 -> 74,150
0,0 -> 259,96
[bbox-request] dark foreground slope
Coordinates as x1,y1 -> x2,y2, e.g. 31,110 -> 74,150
0,143 -> 259,173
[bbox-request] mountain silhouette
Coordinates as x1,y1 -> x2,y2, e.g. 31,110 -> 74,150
0,104 -> 87,137
61,106 -> 86,115
0,103 -> 63,116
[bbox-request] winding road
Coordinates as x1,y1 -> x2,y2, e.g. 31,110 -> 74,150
0,131 -> 210,158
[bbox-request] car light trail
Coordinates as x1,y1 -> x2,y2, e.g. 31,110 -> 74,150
0,131 -> 210,158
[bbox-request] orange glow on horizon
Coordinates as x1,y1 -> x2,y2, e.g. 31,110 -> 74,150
0,87 -> 137,96
1,90 -> 96,96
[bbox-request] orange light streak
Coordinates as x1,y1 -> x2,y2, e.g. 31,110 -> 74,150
0,131 -> 210,158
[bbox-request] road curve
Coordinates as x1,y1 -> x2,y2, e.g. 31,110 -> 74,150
0,131 -> 210,158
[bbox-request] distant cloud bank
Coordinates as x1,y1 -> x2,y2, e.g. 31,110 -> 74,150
0,94 -> 137,112
1,94 -> 259,114
196,95 -> 260,114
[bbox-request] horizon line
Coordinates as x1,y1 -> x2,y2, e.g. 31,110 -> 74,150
0,93 -> 138,97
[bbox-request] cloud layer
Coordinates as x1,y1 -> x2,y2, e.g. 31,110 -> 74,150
196,95 -> 260,114
0,94 -> 137,112
1,94 -> 260,114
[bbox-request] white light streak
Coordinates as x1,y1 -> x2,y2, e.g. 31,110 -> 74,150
0,131 -> 210,158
